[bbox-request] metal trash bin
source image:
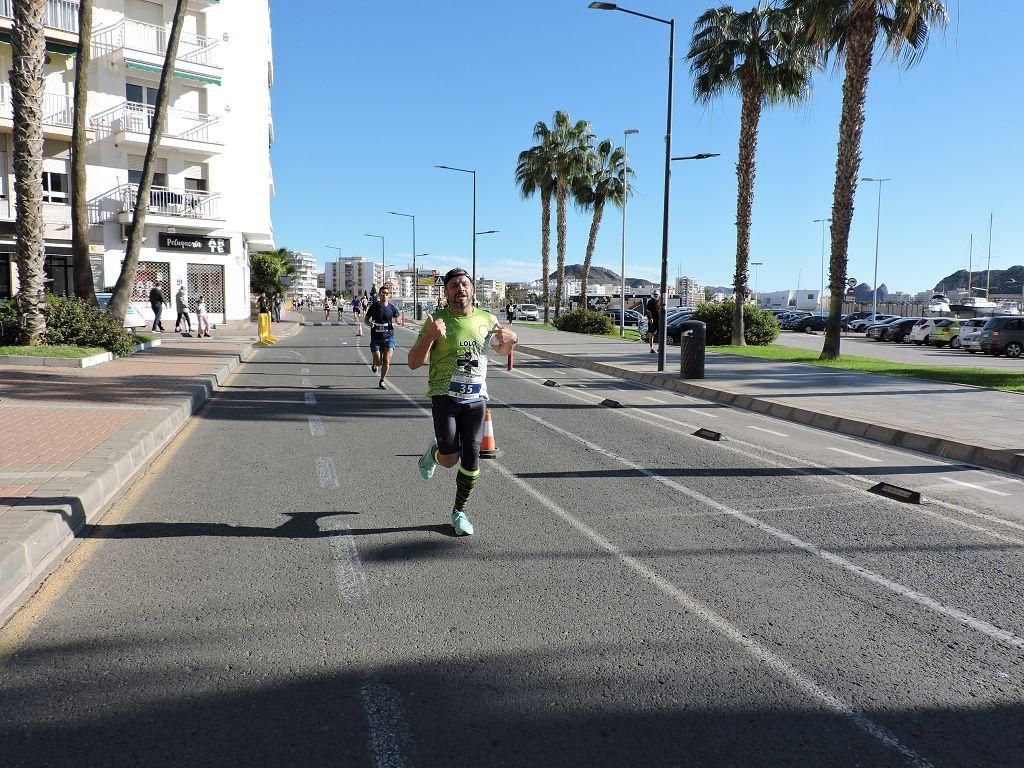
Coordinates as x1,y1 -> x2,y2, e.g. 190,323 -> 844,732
678,320 -> 706,379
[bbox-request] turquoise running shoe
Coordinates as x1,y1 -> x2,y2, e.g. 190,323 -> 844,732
452,509 -> 474,537
418,439 -> 438,480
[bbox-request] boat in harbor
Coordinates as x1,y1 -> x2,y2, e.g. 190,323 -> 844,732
949,296 -> 1003,317
994,301 -> 1022,316
924,293 -> 951,315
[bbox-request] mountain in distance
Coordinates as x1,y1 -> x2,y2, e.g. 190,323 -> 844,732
933,265 -> 1024,294
548,264 -> 651,288
854,282 -> 887,303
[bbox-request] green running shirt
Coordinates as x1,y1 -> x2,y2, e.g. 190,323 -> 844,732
417,307 -> 499,401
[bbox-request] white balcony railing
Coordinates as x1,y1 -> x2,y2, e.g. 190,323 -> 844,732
118,184 -> 221,221
95,19 -> 219,68
92,101 -> 221,144
0,0 -> 80,34
0,84 -> 74,128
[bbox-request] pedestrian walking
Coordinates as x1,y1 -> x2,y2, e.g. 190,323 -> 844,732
149,282 -> 167,332
505,302 -> 514,324
174,286 -> 192,336
408,268 -> 518,536
324,296 -> 332,322
273,292 -> 283,323
196,295 -> 211,338
366,286 -> 403,389
644,291 -> 662,354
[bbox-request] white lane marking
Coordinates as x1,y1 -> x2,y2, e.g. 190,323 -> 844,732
940,477 -> 1011,498
308,415 -> 325,437
490,462 -> 932,768
748,425 -> 789,438
495,399 -> 1024,653
382,374 -> 932,767
302,376 -> 313,388
827,447 -> 882,463
360,680 -> 416,768
301,367 -> 310,374
304,392 -> 317,405
645,396 -> 669,404
317,457 -> 339,489
329,531 -> 368,607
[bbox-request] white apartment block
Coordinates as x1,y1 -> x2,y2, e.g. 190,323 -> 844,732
324,256 -> 383,297
0,0 -> 275,326
288,251 -> 316,295
674,276 -> 702,306
475,277 -> 505,305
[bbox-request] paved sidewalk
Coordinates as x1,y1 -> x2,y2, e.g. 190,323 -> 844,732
0,313 -> 300,618
504,323 -> 1024,477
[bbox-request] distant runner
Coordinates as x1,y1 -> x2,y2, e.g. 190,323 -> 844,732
407,268 -> 518,536
365,286 -> 403,389
352,295 -> 361,327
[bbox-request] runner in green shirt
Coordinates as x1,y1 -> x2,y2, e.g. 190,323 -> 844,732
407,268 -> 518,536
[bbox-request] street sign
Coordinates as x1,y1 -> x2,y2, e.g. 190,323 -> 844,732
845,288 -> 856,298
847,278 -> 857,287
434,276 -> 445,286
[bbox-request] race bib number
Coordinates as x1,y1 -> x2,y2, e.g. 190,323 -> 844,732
449,368 -> 484,400
373,323 -> 391,334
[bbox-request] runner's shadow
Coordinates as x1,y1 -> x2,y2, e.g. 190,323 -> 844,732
86,511 -> 358,540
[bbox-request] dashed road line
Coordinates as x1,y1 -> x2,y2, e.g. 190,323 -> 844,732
308,415 -> 325,437
302,376 -> 313,388
940,477 -> 1011,498
317,457 -> 339,489
827,447 -> 882,463
304,392 -> 317,405
645,396 -> 669,404
301,367 -> 310,374
748,425 -> 789,438
360,680 -> 416,767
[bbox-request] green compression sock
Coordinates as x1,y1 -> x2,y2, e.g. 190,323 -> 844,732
454,465 -> 480,512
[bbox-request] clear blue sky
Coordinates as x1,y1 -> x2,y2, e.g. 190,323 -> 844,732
268,0 -> 1020,295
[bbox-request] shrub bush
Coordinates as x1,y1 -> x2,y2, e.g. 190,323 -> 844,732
43,296 -> 136,357
692,301 -> 778,346
553,308 -> 614,335
0,299 -> 18,344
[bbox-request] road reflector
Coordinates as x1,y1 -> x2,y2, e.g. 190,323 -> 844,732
601,399 -> 623,408
543,379 -> 559,387
694,428 -> 722,441
869,482 -> 921,504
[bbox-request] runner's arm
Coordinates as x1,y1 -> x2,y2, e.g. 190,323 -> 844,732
407,315 -> 441,369
489,322 -> 518,356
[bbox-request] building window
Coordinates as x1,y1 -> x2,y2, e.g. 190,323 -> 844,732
44,255 -> 73,295
128,169 -> 168,187
184,177 -> 208,193
42,171 -> 69,204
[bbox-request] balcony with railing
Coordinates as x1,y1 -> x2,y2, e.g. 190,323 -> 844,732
0,84 -> 76,137
92,101 -> 222,153
115,184 -> 222,225
0,0 -> 79,35
94,19 -> 220,72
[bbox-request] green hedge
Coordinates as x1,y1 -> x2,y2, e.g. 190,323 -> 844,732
553,308 -> 614,335
0,299 -> 17,344
44,296 -> 137,356
691,301 -> 779,346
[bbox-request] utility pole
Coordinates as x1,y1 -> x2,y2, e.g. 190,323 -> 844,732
986,213 -> 993,298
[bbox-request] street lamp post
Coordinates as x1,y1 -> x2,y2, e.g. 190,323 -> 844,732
435,165 -> 478,285
324,245 -> 342,296
861,177 -> 890,320
363,233 -> 385,291
670,153 -> 719,312
589,2 -> 674,372
388,211 -> 417,319
620,128 -> 639,337
813,218 -> 831,312
750,261 -> 763,306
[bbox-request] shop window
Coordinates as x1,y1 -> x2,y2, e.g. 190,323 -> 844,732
44,255 -> 73,296
42,171 -> 69,204
0,254 -> 11,300
130,261 -> 170,302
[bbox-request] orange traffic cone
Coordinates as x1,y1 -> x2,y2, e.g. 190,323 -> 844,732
480,409 -> 498,459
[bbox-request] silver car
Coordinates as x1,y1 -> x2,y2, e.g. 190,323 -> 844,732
959,328 -> 984,354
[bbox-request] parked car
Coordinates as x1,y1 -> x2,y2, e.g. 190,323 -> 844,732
978,317 -> 1024,357
882,317 -> 921,343
843,311 -> 872,324
514,303 -> 540,321
95,293 -> 149,332
908,318 -> 941,345
604,308 -> 643,327
866,317 -> 907,340
849,313 -> 898,332
960,327 -> 984,354
788,313 -> 827,333
665,312 -> 700,345
948,318 -> 986,349
926,318 -> 961,348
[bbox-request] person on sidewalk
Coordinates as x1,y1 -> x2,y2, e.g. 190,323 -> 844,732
174,286 -> 192,336
366,286 -> 403,389
645,291 -> 662,354
196,295 -> 211,338
408,268 -> 518,537
273,292 -> 283,323
149,283 -> 167,332
505,302 -> 514,324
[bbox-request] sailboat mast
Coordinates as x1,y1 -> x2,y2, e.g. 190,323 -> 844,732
986,213 -> 993,297
967,234 -> 973,294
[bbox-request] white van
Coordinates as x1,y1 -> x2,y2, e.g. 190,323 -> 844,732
515,303 -> 540,321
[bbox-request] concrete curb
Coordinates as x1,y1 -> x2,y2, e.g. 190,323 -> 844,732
515,343 -> 1024,479
0,339 -> 163,369
0,345 -> 251,620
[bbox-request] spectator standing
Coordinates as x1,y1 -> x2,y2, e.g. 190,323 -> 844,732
196,295 -> 211,338
505,302 -> 514,324
174,286 -> 192,335
644,291 -> 662,354
273,292 -> 283,323
148,282 -> 167,332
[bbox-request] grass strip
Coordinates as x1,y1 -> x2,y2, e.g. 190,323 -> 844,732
711,344 -> 1024,394
518,322 -> 642,342
0,345 -> 107,359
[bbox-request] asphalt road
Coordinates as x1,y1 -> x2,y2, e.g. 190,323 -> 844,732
1,311 -> 1022,767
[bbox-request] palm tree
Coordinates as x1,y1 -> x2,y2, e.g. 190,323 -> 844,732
689,4 -> 814,345
71,0 -> 96,305
532,111 -> 593,318
574,139 -> 631,303
107,0 -> 189,321
515,144 -> 555,324
11,0 -> 48,344
787,0 -> 947,359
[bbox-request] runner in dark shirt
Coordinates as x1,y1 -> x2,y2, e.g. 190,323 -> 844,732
365,286 -> 404,389
644,291 -> 662,354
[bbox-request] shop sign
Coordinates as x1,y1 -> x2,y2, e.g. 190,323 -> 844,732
158,232 -> 230,255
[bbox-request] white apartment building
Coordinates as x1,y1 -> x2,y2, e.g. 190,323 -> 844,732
288,250 -> 317,295
0,0 -> 275,326
675,276 -> 701,306
475,277 -> 505,305
324,256 -> 383,297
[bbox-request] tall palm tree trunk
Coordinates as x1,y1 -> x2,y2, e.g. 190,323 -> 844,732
12,0 -> 48,345
71,0 -> 96,304
107,0 -> 188,320
821,7 -> 877,360
554,184 -> 568,317
580,200 -> 605,306
541,188 -> 551,324
732,74 -> 763,346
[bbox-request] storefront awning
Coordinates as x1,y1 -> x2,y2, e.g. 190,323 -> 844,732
125,59 -> 221,86
0,32 -> 78,57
